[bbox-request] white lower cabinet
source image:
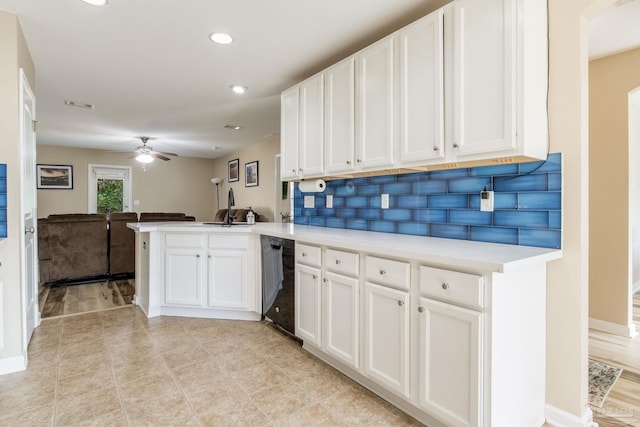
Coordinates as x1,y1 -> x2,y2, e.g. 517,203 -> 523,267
207,249 -> 248,309
295,263 -> 322,346
363,281 -> 410,399
418,297 -> 482,427
165,247 -> 205,306
323,271 -> 359,368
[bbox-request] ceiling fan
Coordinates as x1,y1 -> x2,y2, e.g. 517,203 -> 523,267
129,137 -> 178,163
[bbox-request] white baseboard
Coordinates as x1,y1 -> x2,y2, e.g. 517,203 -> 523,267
589,317 -> 638,338
0,355 -> 27,376
545,404 -> 594,427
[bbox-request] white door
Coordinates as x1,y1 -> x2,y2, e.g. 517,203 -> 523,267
280,87 -> 300,180
295,263 -> 322,346
20,70 -> 38,348
165,248 -> 204,306
298,73 -> 325,177
324,271 -> 359,368
357,35 -> 396,169
88,164 -> 132,213
418,297 -> 482,427
207,249 -> 248,309
363,281 -> 410,398
325,57 -> 356,174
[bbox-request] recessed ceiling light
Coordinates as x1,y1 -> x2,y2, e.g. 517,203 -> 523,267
81,0 -> 108,6
210,33 -> 233,44
230,84 -> 248,94
223,125 -> 242,130
64,100 -> 94,109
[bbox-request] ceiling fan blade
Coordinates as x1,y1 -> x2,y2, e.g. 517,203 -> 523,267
150,152 -> 171,161
158,151 -> 178,156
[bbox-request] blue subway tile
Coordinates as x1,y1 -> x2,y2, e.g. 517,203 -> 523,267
398,172 -> 428,182
518,192 -> 561,210
412,180 -> 447,195
370,175 -> 397,184
0,179 -> 6,192
318,208 -> 336,217
397,195 -> 428,209
345,196 -> 369,208
518,152 -> 562,174
329,179 -> 347,187
449,210 -> 492,226
0,194 -> 6,208
0,164 -> 6,176
414,209 -> 447,223
336,183 -> 357,197
346,219 -> 369,231
294,215 -> 306,225
0,223 -> 6,238
549,211 -> 562,229
293,207 -> 302,218
314,196 -> 326,208
0,209 -> 5,222
332,197 -> 346,208
358,208 -> 381,220
302,208 -> 318,217
494,211 -> 549,229
294,197 -> 304,208
370,221 -> 396,233
382,209 -> 412,221
429,194 -> 468,209
430,224 -> 468,240
309,217 -> 326,227
398,222 -> 428,236
429,169 -> 469,179
357,184 -> 381,196
470,164 -> 519,177
382,182 -> 411,195
470,227 -> 518,245
548,173 -> 562,191
448,177 -> 491,193
519,229 -> 561,249
470,193 -> 518,210
326,218 -> 346,229
494,174 -> 549,192
336,208 -> 357,218
294,185 -> 302,197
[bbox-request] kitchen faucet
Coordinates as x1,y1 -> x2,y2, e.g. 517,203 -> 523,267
225,188 -> 235,225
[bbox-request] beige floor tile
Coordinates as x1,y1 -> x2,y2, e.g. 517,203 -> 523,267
230,360 -> 291,394
250,382 -> 316,422
193,391 -> 270,427
159,343 -> 211,370
323,388 -> 394,425
273,402 -> 347,427
55,386 -> 122,426
118,369 -> 179,403
58,350 -> 112,379
59,336 -> 107,359
369,407 -> 425,426
171,358 -> 223,389
56,368 -> 116,401
123,391 -> 197,426
0,404 -> 54,426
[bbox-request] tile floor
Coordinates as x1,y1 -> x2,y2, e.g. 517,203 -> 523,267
0,306 -> 424,426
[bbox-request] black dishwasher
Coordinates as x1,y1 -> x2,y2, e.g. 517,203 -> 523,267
260,235 -> 295,334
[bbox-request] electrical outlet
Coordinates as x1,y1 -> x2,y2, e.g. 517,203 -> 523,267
326,195 -> 333,208
381,194 -> 389,209
304,195 -> 315,208
480,191 -> 494,212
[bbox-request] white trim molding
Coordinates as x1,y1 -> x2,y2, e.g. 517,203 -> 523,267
589,317 -> 638,338
0,355 -> 27,375
545,404 -> 594,427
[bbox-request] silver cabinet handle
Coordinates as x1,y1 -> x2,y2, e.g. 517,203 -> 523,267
312,274 -> 318,280
453,143 -> 460,148
335,259 -> 341,265
25,226 -> 35,234
302,252 -> 307,257
208,255 -> 212,259
433,146 -> 440,152
196,254 -> 200,258
299,168 -> 303,172
346,160 -> 352,165
418,306 -> 425,313
397,300 -> 405,307
323,278 -> 328,283
357,159 -> 362,163
379,269 -> 386,275
142,242 -> 147,250
292,169 -> 296,173
441,283 -> 450,290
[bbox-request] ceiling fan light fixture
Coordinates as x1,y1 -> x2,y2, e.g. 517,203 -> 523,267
210,33 -> 233,44
230,84 -> 248,94
135,153 -> 154,164
80,0 -> 108,6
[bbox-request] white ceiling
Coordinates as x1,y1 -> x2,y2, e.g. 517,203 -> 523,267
0,0 -> 636,160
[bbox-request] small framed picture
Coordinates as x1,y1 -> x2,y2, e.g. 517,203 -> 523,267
245,161 -> 259,187
36,164 -> 73,189
228,159 -> 239,182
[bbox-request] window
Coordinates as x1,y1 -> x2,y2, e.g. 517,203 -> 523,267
88,164 -> 132,214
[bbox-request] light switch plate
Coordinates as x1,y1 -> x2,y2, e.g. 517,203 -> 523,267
381,194 -> 389,209
326,195 -> 333,208
304,195 -> 315,208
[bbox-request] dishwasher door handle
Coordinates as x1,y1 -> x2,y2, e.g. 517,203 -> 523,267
270,244 -> 283,250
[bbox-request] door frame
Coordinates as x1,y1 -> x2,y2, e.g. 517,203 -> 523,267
87,164 -> 133,213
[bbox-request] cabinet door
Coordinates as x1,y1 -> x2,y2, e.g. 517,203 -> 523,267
165,248 -> 204,306
325,57 -> 356,174
357,35 -> 395,169
418,297 -> 482,427
323,272 -> 359,369
447,0 -> 516,157
399,10 -> 444,164
299,73 -> 325,177
295,263 -> 322,346
281,86 -> 300,180
363,282 -> 410,398
207,249 -> 248,310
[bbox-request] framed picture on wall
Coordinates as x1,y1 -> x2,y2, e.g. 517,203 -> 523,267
36,164 -> 73,189
228,159 -> 239,182
245,161 -> 259,187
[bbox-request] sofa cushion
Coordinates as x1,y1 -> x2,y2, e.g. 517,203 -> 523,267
108,212 -> 138,275
139,212 -> 187,222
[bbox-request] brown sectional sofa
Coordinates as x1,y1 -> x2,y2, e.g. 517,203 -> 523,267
38,212 -> 195,285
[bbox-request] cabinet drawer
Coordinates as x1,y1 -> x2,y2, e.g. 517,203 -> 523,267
165,233 -> 204,248
296,243 -> 322,267
208,234 -> 248,249
419,266 -> 484,309
365,256 -> 410,290
325,248 -> 359,277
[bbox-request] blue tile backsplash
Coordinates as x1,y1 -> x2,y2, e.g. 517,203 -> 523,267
294,153 -> 562,249
0,164 -> 6,238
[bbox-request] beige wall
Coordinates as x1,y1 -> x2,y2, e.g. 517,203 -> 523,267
209,137 -> 280,222
0,11 -> 35,360
36,145 -> 218,221
589,47 -> 640,327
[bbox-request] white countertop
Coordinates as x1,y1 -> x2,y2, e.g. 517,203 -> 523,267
127,222 -> 562,274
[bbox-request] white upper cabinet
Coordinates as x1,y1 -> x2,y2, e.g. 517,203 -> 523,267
398,9 -> 445,165
356,35 -> 396,170
444,0 -> 547,162
281,87 -> 300,180
299,74 -> 325,177
325,57 -> 356,174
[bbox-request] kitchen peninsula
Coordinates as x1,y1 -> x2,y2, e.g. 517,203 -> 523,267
129,221 -> 561,427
